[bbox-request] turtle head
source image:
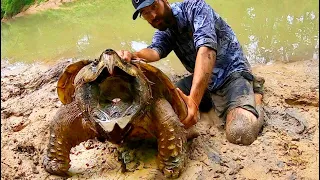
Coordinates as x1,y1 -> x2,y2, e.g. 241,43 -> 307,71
83,49 -> 152,143
99,49 -> 123,75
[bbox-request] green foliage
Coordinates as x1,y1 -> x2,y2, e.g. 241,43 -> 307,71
1,0 -> 36,18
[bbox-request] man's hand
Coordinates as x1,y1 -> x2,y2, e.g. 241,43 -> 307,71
116,50 -> 133,62
176,88 -> 199,129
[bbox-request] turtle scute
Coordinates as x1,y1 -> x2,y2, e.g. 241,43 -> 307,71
43,49 -> 190,178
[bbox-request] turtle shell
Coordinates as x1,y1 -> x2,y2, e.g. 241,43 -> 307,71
57,60 -> 92,105
133,62 -> 188,122
55,49 -> 187,143
55,49 -> 153,143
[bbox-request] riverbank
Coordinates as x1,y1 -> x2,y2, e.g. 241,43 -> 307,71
1,58 -> 319,179
1,0 -> 75,22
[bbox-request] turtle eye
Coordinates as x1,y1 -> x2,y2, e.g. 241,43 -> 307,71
91,59 -> 99,66
94,59 -> 99,64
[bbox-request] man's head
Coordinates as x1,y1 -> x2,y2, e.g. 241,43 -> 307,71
131,0 -> 173,31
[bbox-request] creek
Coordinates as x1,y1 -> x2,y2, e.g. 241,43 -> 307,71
1,0 -> 318,74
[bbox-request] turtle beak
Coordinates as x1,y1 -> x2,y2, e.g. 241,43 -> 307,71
102,53 -> 115,75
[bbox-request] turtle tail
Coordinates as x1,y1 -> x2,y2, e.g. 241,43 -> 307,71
43,101 -> 98,176
151,98 -> 187,179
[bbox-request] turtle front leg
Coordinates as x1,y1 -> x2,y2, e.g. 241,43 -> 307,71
43,102 -> 98,176
151,98 -> 187,178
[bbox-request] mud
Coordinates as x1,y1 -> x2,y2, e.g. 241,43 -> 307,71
1,59 -> 319,180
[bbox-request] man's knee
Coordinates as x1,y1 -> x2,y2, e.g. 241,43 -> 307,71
225,107 -> 262,145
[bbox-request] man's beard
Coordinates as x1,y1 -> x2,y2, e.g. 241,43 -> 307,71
150,18 -> 171,31
150,6 -> 173,31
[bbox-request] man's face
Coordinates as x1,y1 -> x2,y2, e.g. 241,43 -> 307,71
139,0 -> 172,31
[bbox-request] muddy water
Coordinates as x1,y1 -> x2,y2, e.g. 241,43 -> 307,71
1,0 -> 319,74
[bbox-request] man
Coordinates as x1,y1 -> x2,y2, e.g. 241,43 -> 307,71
118,0 -> 265,145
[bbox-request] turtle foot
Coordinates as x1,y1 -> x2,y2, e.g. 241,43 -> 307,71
43,155 -> 70,176
152,98 -> 188,178
158,156 -> 185,179
156,128 -> 187,179
118,146 -> 140,172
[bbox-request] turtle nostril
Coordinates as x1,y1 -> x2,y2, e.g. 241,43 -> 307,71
104,49 -> 115,55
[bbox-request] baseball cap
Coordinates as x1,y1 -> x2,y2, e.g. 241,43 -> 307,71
132,0 -> 155,20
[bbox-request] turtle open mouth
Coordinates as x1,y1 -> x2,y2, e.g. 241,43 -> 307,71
91,67 -> 141,133
75,49 -> 152,141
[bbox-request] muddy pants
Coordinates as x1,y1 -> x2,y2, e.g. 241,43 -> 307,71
175,71 -> 259,120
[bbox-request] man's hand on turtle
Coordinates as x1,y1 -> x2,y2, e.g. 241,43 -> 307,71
116,50 -> 133,62
176,88 -> 199,129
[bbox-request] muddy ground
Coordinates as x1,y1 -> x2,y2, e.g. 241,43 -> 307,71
1,58 -> 319,180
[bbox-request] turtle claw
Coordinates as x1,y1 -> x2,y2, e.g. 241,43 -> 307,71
43,156 -> 70,177
157,156 -> 185,179
118,145 -> 140,172
163,167 -> 181,179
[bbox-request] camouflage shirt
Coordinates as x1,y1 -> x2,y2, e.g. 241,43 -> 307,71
148,0 -> 252,91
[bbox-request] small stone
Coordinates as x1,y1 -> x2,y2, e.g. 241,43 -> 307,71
277,161 -> 285,168
11,122 -> 26,132
32,166 -> 39,174
84,140 -> 94,150
229,170 -> 236,175
221,148 -> 227,153
209,127 -> 216,136
232,156 -> 242,161
216,167 -> 228,174
213,173 -> 220,178
291,137 -> 300,141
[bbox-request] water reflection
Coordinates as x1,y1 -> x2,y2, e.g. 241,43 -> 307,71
1,0 -> 319,69
131,41 -> 148,52
77,34 -> 91,52
240,7 -> 319,65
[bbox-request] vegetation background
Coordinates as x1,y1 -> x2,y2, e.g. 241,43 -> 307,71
1,0 -> 47,18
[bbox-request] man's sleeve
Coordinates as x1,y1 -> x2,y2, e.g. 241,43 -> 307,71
147,30 -> 173,59
187,0 -> 218,52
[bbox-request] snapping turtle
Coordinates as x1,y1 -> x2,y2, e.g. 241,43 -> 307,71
43,49 -> 190,178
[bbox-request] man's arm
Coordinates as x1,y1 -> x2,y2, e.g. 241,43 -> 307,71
131,48 -> 160,62
117,48 -> 160,63
118,30 -> 173,63
177,46 -> 216,128
190,46 -> 216,107
176,0 -> 219,128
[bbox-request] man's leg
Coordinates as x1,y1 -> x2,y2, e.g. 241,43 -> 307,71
212,72 -> 265,145
225,99 -> 263,145
175,75 -> 213,112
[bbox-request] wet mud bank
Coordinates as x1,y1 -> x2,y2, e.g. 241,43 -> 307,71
1,59 -> 319,179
